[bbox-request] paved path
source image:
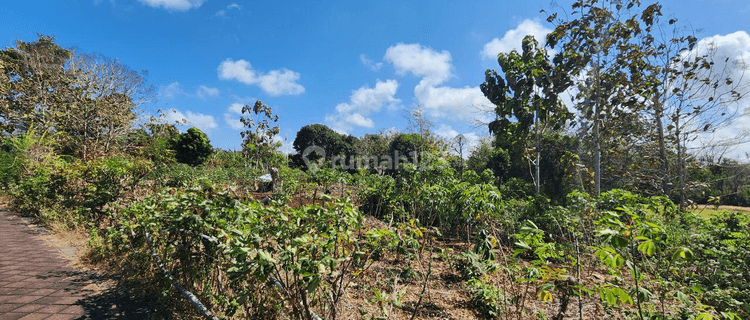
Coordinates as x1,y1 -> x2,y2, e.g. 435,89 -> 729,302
0,210 -> 172,320
0,209 -> 94,320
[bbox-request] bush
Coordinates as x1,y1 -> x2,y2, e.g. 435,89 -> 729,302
172,127 -> 213,166
389,133 -> 426,167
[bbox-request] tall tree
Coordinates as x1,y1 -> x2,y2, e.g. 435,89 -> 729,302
0,36 -> 153,159
481,35 -> 572,195
644,21 -> 748,207
0,35 -> 71,133
547,0 -> 662,196
60,53 -> 153,159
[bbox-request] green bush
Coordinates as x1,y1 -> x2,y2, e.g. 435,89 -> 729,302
389,133 -> 426,167
172,127 -> 213,166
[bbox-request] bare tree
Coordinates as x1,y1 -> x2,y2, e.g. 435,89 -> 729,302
645,21 -> 749,208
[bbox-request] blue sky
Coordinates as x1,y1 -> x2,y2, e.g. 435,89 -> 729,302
1,0 -> 749,156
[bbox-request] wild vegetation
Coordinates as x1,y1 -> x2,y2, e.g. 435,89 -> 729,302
2,0 -> 750,319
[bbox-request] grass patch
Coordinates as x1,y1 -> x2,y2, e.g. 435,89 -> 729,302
692,205 -> 750,219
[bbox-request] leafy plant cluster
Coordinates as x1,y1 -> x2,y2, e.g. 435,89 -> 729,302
101,185 -> 420,319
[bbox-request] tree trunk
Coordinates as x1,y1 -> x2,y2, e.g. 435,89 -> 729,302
535,106 -> 541,195
653,94 -> 671,195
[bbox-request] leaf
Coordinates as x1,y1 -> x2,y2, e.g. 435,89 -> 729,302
671,247 -> 693,260
696,313 -> 714,320
612,287 -> 633,305
538,290 -> 553,302
637,239 -> 656,255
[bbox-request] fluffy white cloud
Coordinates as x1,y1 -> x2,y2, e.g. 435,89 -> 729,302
385,43 -> 452,87
359,54 -> 383,71
196,85 -> 219,99
417,85 -> 493,121
218,59 -> 305,96
481,19 -> 552,60
384,43 -> 492,121
136,0 -> 204,11
164,108 -> 218,132
326,79 -> 401,133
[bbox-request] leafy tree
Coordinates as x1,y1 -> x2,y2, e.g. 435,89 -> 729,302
0,35 -> 71,134
547,0 -> 663,196
172,127 -> 213,166
292,124 -> 357,167
240,100 -> 280,167
467,140 -> 510,182
389,133 -> 427,167
358,133 -> 392,159
0,36 -> 153,160
481,35 -> 572,195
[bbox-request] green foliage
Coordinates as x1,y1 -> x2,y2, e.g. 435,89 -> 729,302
240,100 -> 281,167
689,212 -> 750,316
105,185 -> 412,319
172,127 -> 213,166
128,116 -> 181,165
467,141 -> 510,182
1,130 -> 149,224
482,35 -> 571,142
452,250 -> 498,281
0,35 -> 71,134
389,133 -> 426,167
467,278 -> 502,319
292,124 -> 358,168
356,156 -> 504,235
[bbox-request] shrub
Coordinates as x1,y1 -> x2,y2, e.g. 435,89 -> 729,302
172,127 -> 213,166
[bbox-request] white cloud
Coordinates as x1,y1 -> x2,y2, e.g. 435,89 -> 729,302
481,19 -> 553,60
385,42 -> 452,87
196,85 -> 219,99
215,2 -> 243,17
218,59 -> 305,96
384,43 -> 492,121
345,113 -> 375,128
136,0 -> 204,11
325,79 -> 401,133
359,54 -> 383,71
159,82 -> 183,99
417,85 -> 493,121
164,108 -> 218,132
223,102 -> 246,130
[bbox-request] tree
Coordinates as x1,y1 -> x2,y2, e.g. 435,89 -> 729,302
0,35 -> 71,134
547,0 -> 663,196
467,140 -> 511,181
451,134 -> 468,177
240,100 -> 280,167
59,53 -> 152,159
389,133 -> 427,167
642,21 -> 749,207
0,36 -> 153,160
481,35 -> 572,195
172,127 -> 213,166
292,124 -> 357,168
